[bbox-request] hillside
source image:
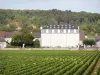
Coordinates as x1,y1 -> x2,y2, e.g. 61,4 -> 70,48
0,9 -> 100,35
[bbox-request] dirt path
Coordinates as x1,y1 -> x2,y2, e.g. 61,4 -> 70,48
91,59 -> 100,75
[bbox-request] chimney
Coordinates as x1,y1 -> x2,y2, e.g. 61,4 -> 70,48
78,26 -> 79,30
40,26 -> 42,30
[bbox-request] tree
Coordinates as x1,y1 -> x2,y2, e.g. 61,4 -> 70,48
11,34 -> 22,46
11,33 -> 34,47
23,33 -> 34,46
83,39 -> 96,46
1,9 -> 100,35
0,24 -> 16,31
8,24 -> 16,31
89,39 -> 96,46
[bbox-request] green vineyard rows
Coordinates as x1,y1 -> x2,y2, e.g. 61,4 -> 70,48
0,50 -> 100,75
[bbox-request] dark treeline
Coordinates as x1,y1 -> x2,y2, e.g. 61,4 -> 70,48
0,9 -> 100,35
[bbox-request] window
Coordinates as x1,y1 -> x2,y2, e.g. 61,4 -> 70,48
50,25 -> 52,29
72,26 -> 74,28
69,26 -> 71,29
65,26 -> 67,29
61,26 -> 63,29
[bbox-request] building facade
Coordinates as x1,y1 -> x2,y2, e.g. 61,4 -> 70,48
0,39 -> 7,48
40,24 -> 80,48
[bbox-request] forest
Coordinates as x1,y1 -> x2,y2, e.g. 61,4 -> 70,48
0,9 -> 100,35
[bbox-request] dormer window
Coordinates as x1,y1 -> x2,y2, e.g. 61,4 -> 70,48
65,26 -> 67,29
72,26 -> 74,28
61,26 -> 63,29
69,26 -> 71,29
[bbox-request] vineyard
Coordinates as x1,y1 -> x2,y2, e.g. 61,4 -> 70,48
0,50 -> 100,75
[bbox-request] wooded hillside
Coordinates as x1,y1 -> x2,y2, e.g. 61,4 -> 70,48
0,9 -> 100,35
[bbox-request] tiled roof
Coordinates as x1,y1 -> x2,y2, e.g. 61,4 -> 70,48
0,38 -> 6,42
5,32 -> 21,38
80,32 -> 85,40
0,31 -> 5,38
87,36 -> 100,41
33,32 -> 41,38
43,24 -> 78,29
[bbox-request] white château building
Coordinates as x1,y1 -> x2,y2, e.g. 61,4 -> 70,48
40,24 -> 80,48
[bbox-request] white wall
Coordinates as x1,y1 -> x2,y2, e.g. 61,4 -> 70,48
41,29 -> 79,48
41,33 -> 51,47
50,34 -> 66,47
4,38 -> 12,43
34,38 -> 40,41
66,33 -> 79,47
0,42 -> 7,48
96,41 -> 100,47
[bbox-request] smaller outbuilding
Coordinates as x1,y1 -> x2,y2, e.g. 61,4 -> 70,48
0,38 -> 7,48
85,35 -> 100,48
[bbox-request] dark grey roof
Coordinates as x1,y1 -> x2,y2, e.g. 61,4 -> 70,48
4,32 -> 21,38
87,36 -> 100,41
80,32 -> 85,40
33,32 -> 40,38
43,24 -> 78,29
95,36 -> 100,41
4,31 -> 41,38
0,32 -> 5,38
87,36 -> 95,39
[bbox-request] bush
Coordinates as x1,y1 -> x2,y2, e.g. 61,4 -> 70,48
34,39 -> 40,48
11,33 -> 34,47
83,38 -> 96,46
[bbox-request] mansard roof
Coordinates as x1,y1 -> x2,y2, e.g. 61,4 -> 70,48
42,24 -> 78,29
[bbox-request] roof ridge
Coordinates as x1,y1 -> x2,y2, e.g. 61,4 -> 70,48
42,24 -> 78,29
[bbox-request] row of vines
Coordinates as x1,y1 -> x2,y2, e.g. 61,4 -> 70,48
0,50 -> 100,75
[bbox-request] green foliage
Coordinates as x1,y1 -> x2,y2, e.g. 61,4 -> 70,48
0,51 -> 99,75
83,55 -> 99,75
23,33 -> 34,46
0,9 -> 100,35
83,38 -> 96,46
11,33 -> 34,47
93,61 -> 100,75
0,24 -> 16,31
34,39 -> 40,48
74,53 -> 98,75
11,34 -> 22,46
